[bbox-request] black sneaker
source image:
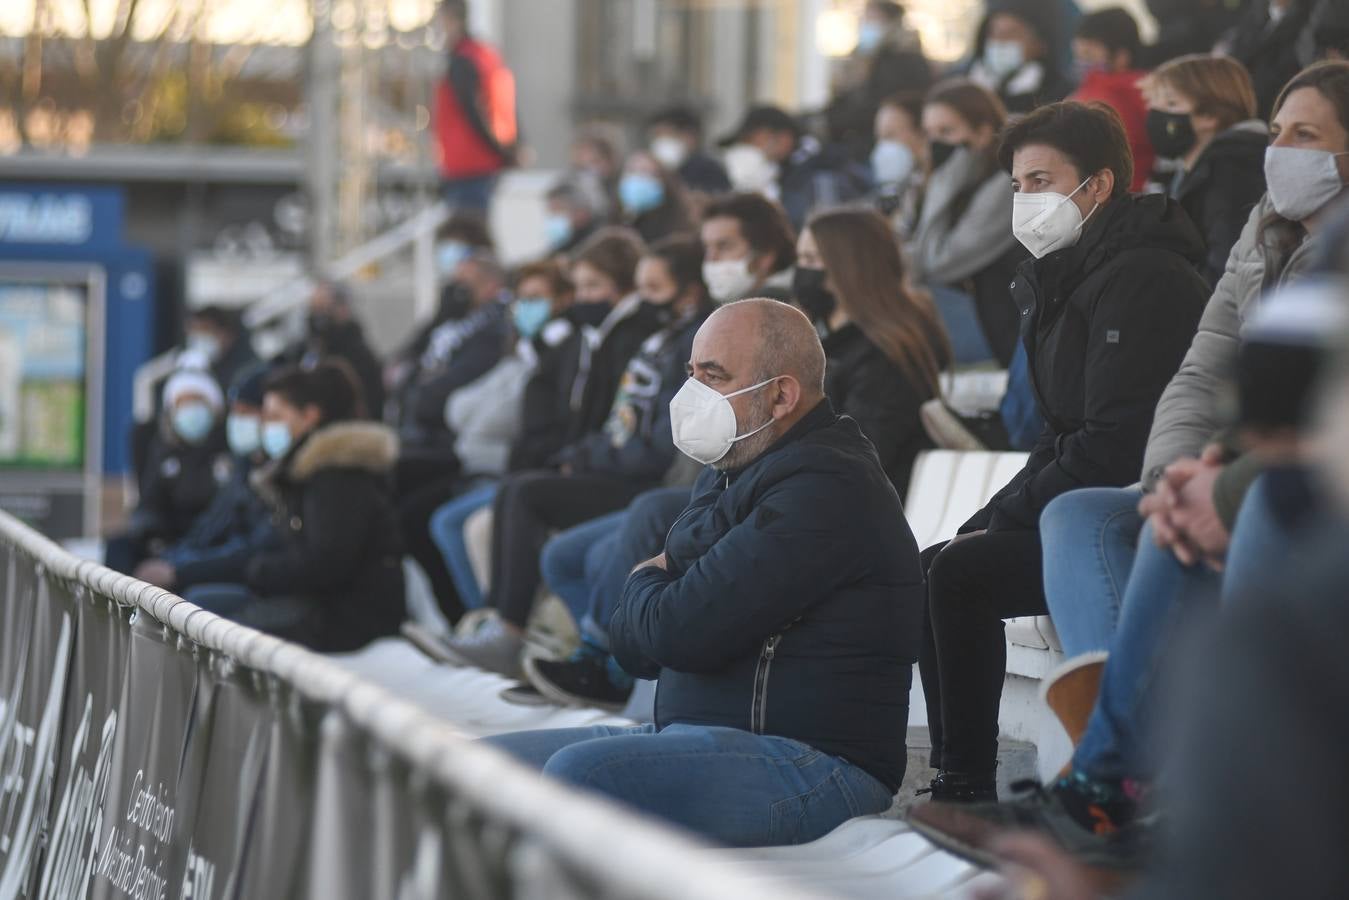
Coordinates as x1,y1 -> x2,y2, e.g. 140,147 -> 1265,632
907,775 -> 1147,871
916,769 -> 998,804
524,653 -> 633,713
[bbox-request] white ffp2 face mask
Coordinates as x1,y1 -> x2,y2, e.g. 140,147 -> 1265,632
1264,146 -> 1348,222
1011,177 -> 1098,259
702,258 -> 758,304
669,376 -> 779,465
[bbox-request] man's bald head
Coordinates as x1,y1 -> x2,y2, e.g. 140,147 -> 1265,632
687,298 -> 827,469
705,298 -> 826,399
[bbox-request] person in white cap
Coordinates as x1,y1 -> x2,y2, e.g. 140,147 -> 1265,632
105,366 -> 231,575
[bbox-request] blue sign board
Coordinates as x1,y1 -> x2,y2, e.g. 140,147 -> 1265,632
0,184 -> 154,475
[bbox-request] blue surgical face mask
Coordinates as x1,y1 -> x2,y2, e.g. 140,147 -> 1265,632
984,40 -> 1026,78
544,213 -> 574,248
619,173 -> 665,214
262,421 -> 294,460
226,414 -> 262,456
172,402 -> 216,445
857,21 -> 885,54
512,297 -> 554,339
436,240 -> 471,276
871,139 -> 916,186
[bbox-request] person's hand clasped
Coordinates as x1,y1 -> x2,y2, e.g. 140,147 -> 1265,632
632,552 -> 668,574
134,558 -> 177,590
1140,445 -> 1229,570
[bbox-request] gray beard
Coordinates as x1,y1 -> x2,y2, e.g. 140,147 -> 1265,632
714,396 -> 778,471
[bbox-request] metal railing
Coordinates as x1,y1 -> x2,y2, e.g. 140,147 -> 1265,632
0,508 -> 817,899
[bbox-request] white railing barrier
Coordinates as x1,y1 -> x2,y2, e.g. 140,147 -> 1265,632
0,510 -> 819,900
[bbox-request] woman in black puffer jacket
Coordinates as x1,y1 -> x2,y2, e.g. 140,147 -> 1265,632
184,361 -> 405,651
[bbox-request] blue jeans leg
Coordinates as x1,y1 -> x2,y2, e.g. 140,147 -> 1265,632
491,723 -> 894,846
582,486 -> 691,647
184,584 -> 315,633
540,511 -> 628,625
926,283 -> 994,365
428,484 -> 499,610
1222,474 -> 1296,607
1072,522 -> 1220,782
999,342 -> 1046,451
441,174 -> 497,214
1041,487 -> 1144,656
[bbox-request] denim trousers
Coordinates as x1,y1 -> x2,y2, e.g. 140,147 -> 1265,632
539,510 -> 626,626
183,583 -> 315,634
441,174 -> 497,214
428,483 -> 499,610
540,486 -> 691,648
485,723 -> 894,847
1068,474 -> 1317,784
926,283 -> 995,365
1041,487 -> 1146,656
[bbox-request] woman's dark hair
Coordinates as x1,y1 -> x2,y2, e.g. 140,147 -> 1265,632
805,207 -> 951,399
997,101 -> 1134,199
1273,60 -> 1349,136
924,78 -> 1008,145
513,258 -> 574,298
644,233 -> 707,298
1075,8 -> 1142,64
572,227 -> 645,295
700,192 -> 797,274
437,211 -> 494,251
264,360 -> 365,425
879,90 -> 927,132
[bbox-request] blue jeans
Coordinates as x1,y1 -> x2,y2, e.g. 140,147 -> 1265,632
1041,488 -> 1144,656
1000,343 -> 1045,451
485,723 -> 894,847
582,487 -> 690,647
428,483 -> 499,610
1071,522 -> 1221,782
1221,474 -> 1298,607
539,510 -> 626,626
927,283 -> 994,365
441,174 -> 497,214
184,584 -> 315,633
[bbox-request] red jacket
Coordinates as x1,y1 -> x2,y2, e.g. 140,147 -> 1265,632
1072,70 -> 1154,192
433,37 -> 517,179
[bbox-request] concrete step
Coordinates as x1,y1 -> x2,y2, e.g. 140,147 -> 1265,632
893,726 -> 1038,814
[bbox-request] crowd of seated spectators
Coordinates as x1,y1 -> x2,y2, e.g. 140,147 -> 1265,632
108,0 -> 1349,889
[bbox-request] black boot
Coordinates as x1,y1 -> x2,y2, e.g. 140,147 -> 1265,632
917,769 -> 998,804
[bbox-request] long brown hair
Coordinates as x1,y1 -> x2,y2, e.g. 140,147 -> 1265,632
806,208 -> 952,398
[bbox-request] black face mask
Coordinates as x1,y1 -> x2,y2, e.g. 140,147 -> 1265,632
307,312 -> 339,336
437,282 -> 474,322
929,140 -> 962,170
639,297 -> 679,326
569,301 -> 612,328
792,267 -> 837,323
1146,109 -> 1197,160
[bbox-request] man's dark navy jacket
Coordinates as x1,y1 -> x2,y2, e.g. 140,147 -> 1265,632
610,398 -> 925,791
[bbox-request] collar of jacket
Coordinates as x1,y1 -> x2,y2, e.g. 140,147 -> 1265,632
253,419 -> 399,495
722,396 -> 836,480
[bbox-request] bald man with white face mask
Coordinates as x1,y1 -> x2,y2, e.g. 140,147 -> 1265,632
486,299 -> 926,848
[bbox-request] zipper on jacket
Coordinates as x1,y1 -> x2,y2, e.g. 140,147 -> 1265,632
750,634 -> 782,734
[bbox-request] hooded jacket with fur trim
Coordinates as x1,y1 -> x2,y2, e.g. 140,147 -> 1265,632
246,421 -> 405,651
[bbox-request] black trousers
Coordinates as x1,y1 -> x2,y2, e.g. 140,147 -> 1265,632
489,470 -> 647,628
919,529 -> 1047,775
397,476 -> 469,623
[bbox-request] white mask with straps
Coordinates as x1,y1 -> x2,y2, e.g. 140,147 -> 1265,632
1264,146 -> 1349,222
669,376 -> 779,465
1011,177 -> 1099,259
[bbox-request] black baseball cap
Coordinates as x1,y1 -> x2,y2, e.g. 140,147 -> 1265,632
716,105 -> 802,148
